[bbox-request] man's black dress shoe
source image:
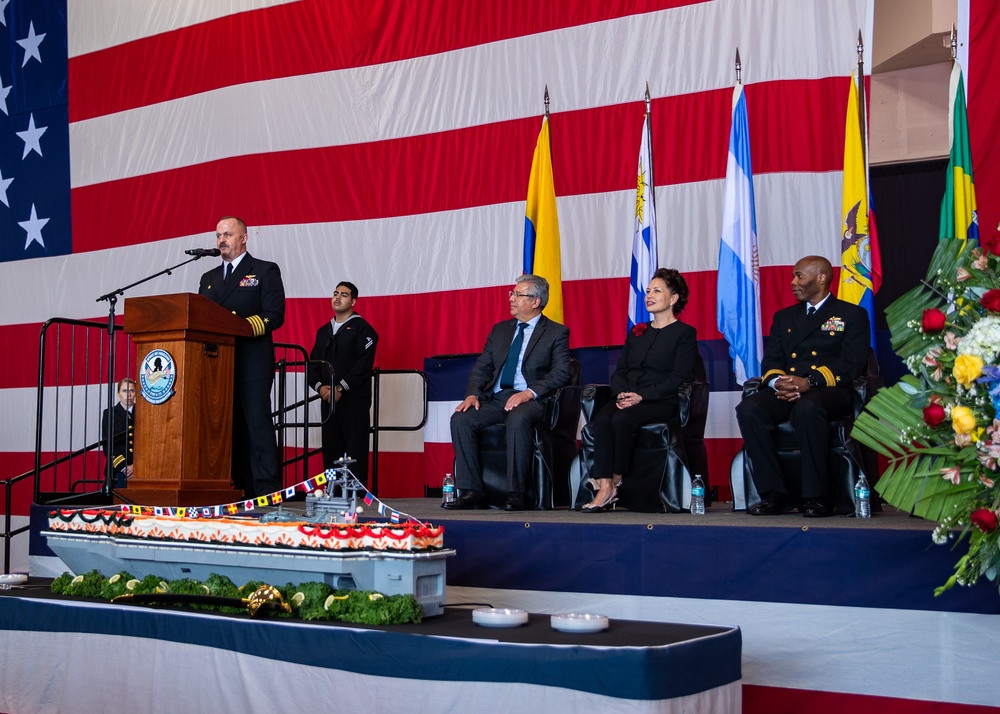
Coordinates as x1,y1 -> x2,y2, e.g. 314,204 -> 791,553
748,495 -> 784,516
503,494 -> 524,512
442,491 -> 487,510
801,500 -> 831,518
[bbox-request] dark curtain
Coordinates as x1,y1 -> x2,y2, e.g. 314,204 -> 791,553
870,158 -> 947,384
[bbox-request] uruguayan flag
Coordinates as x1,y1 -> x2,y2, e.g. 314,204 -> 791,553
628,112 -> 657,331
716,84 -> 762,384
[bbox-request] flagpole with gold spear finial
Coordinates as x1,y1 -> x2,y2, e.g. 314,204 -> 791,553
644,82 -> 656,217
856,30 -> 868,171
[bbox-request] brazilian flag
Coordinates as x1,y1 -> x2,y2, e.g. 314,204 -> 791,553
939,62 -> 978,241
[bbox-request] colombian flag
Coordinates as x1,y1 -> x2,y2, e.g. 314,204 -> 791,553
522,115 -> 563,323
939,61 -> 978,242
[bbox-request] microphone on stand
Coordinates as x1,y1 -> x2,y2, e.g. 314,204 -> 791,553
185,248 -> 222,257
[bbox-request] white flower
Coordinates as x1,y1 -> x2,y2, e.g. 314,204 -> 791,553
957,315 -> 1000,364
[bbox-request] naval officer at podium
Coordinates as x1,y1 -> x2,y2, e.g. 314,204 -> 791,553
198,216 -> 286,497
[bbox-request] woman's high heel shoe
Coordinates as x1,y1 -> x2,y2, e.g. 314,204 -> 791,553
581,482 -> 619,513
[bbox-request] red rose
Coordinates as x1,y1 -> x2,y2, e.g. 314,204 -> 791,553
923,403 -> 946,427
632,323 -> 648,336
981,289 -> 1000,313
970,508 -> 999,533
921,308 -> 946,333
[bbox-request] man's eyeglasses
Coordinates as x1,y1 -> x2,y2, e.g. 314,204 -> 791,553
509,290 -> 536,299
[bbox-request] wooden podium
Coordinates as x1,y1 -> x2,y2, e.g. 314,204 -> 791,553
122,293 -> 251,506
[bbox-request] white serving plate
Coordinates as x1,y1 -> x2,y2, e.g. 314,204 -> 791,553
0,573 -> 28,589
550,613 -> 609,633
472,607 -> 529,628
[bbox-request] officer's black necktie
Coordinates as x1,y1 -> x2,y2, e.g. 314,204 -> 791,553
224,262 -> 233,284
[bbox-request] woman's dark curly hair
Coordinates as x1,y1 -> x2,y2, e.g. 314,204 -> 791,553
651,267 -> 689,315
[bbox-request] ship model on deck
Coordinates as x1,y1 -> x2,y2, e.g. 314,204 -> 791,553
43,457 -> 452,616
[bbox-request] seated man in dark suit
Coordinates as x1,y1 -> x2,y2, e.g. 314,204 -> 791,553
447,274 -> 571,512
735,256 -> 869,517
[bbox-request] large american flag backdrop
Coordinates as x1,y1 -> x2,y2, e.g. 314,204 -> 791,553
4,3 -> 1000,710
2,2 -> 1000,505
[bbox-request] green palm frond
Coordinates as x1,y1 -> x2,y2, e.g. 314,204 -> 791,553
876,454 -> 978,522
852,382 -> 974,521
885,237 -> 977,359
853,238 -> 989,525
885,285 -> 942,357
852,378 -> 925,457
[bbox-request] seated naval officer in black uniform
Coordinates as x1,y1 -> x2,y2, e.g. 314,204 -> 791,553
735,256 -> 869,517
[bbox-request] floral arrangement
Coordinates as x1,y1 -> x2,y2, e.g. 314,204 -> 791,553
632,322 -> 648,337
852,238 -> 1000,596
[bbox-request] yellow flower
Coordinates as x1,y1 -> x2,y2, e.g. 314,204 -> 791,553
952,354 -> 984,387
951,405 -> 977,434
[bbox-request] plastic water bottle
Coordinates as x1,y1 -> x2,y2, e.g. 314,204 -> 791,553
854,474 -> 871,519
691,475 -> 706,515
442,473 -> 456,505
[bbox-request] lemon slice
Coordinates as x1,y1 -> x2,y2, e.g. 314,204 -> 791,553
108,574 -> 121,584
71,575 -> 84,585
291,592 -> 306,607
324,594 -> 350,610
125,579 -> 140,591
368,593 -> 384,601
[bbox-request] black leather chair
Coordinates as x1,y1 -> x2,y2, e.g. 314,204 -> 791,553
730,350 -> 882,514
474,358 -> 582,510
569,354 -> 710,513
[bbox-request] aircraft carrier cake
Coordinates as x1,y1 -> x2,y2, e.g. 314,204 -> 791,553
42,464 -> 453,616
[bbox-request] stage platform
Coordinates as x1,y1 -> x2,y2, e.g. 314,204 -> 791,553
22,499 -> 1000,712
380,499 -> 997,614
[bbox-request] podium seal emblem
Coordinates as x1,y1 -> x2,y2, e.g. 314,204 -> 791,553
140,348 -> 176,405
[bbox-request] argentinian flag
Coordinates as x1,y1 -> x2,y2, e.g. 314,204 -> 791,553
716,84 -> 762,384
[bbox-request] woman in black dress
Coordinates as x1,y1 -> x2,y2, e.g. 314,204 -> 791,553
582,268 -> 698,512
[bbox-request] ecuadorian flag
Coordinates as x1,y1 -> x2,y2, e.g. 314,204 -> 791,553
522,115 -> 563,323
838,69 -> 881,350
